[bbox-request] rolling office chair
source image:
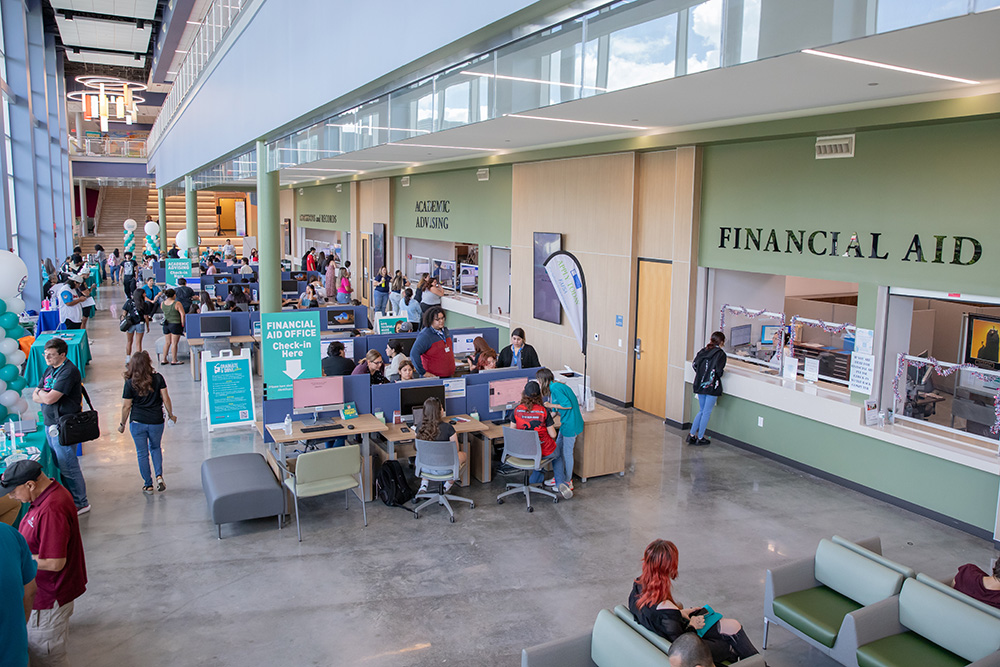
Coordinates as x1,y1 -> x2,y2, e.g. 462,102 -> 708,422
413,439 -> 474,522
496,426 -> 559,512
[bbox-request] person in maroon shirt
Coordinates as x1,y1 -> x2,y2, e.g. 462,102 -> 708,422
953,560 -> 1000,609
2,460 -> 87,666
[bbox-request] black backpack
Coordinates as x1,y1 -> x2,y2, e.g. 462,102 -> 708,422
375,460 -> 415,508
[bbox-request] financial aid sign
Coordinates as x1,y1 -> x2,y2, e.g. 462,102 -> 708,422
261,311 -> 321,399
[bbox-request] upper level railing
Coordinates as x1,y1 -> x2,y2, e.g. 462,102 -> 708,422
70,137 -> 147,159
147,0 -> 249,151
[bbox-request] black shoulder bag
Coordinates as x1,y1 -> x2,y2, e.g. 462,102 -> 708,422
57,386 -> 101,446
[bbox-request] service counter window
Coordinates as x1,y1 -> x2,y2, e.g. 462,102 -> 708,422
883,291 -> 1000,450
403,239 -> 480,298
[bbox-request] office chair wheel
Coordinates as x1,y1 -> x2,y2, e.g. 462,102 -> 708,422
470,502 -> 475,509
527,506 -> 534,513
553,497 -> 559,504
449,516 -> 455,523
497,498 -> 504,505
413,512 -> 420,519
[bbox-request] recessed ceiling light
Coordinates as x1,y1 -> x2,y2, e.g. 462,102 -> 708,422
387,142 -> 498,151
801,49 -> 980,84
504,114 -> 649,130
284,167 -> 357,172
462,70 -> 607,92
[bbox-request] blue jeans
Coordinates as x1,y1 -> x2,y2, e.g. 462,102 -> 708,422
130,421 -> 164,487
336,292 -> 349,304
557,433 -> 577,482
324,437 -> 347,448
388,291 -> 402,314
529,439 -> 566,487
373,290 -> 389,314
690,394 -> 719,439
46,429 -> 88,508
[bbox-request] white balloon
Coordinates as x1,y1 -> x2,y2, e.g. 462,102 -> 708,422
0,250 -> 28,301
0,329 -> 5,341
144,221 -> 160,236
0,338 -> 16,355
7,350 -> 25,366
21,386 -> 33,400
0,379 -> 6,394
6,296 -> 24,314
0,389 -> 18,407
13,398 -> 27,415
175,229 -> 188,249
124,219 -> 137,232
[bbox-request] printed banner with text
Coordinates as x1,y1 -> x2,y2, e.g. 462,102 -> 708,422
261,311 -> 322,399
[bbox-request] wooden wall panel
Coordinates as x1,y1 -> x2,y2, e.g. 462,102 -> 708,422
512,154 -> 636,401
636,150 -> 677,260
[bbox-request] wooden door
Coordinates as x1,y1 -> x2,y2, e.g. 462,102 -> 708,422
633,260 -> 671,417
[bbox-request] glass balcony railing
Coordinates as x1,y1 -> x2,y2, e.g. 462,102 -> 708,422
70,137 -> 147,159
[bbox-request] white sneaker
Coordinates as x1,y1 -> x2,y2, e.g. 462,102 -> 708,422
558,483 -> 573,499
543,478 -> 556,487
77,505 -> 91,515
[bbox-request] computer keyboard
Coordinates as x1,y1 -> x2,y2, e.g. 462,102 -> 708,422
301,424 -> 343,433
491,420 -> 510,426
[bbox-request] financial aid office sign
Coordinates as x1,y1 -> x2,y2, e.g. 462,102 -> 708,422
261,311 -> 321,399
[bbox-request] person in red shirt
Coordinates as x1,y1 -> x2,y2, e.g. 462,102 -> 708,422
410,306 -> 456,378
513,381 -> 572,499
952,560 -> 1000,609
2,460 -> 87,667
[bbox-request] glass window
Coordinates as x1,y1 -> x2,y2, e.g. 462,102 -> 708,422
877,0 -> 966,33
687,0 -> 723,74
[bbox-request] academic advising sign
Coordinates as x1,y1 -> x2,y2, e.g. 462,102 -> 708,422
261,311 -> 321,399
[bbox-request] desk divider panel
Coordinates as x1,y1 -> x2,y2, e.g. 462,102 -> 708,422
261,374 -> 371,444
451,327 -> 501,356
370,378 -> 466,419
185,311 -> 252,338
212,283 -> 259,301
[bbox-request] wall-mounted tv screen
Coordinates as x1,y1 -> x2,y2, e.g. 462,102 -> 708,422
966,314 -> 1000,371
533,232 -> 561,324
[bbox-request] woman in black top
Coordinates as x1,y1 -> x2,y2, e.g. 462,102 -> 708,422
498,328 -> 541,369
118,351 -> 177,494
688,331 -> 727,446
414,396 -> 467,494
628,539 -> 759,665
122,289 -> 151,358
226,285 -> 251,311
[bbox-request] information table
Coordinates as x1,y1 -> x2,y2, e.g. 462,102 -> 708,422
38,309 -> 61,333
1,425 -> 61,527
25,330 -> 93,386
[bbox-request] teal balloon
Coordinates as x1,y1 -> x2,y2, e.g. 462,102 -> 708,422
0,313 -> 15,329
5,326 -> 26,340
0,352 -> 6,367
0,364 -> 17,383
0,300 -> 6,316
9,376 -> 25,392
0,405 -> 7,421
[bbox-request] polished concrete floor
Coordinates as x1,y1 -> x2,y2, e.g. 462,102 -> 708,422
60,284 -> 994,667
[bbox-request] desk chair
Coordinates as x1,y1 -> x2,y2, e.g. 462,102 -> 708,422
496,426 -> 559,512
280,444 -> 367,541
413,439 -> 474,522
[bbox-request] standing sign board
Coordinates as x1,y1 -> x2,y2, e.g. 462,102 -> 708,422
201,349 -> 256,431
261,311 -> 321,399
376,315 -> 408,334
165,258 -> 190,288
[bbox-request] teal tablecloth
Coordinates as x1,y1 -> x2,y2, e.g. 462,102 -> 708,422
86,271 -> 99,290
1,421 -> 60,527
25,330 -> 93,386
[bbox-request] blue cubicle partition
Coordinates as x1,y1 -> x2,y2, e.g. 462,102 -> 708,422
261,374 -> 371,444
319,305 -> 369,331
184,312 -> 252,338
363,327 -> 498,365
464,367 -> 537,421
211,282 -> 260,301
370,378 -> 466,420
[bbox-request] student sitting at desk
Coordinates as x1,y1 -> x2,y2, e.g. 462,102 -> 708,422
352,350 -> 390,385
415,396 -> 467,495
298,284 -> 320,309
385,341 -> 409,378
238,257 -> 254,275
396,359 -> 416,381
199,291 -> 216,313
226,285 -> 251,311
514,381 -> 572,499
411,306 -> 456,378
322,341 -> 356,377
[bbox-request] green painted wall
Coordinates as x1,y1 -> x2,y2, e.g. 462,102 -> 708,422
700,118 -> 1000,295
699,395 -> 999,532
392,166 -> 512,248
296,184 -> 350,232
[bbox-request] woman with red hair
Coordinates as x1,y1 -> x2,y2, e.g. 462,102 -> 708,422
628,539 -> 760,664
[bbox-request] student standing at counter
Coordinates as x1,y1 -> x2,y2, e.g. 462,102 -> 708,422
411,306 -> 456,378
688,331 -> 727,446
537,367 -> 582,492
498,328 -> 540,369
403,288 -> 422,330
389,270 -> 406,314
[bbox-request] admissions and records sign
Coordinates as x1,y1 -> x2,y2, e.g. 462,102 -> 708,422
261,311 -> 321,399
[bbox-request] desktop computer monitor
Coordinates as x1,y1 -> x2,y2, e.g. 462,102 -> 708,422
281,279 -> 299,294
399,385 -> 446,423
760,325 -> 790,346
729,324 -> 752,348
216,276 -> 231,285
291,271 -> 306,282
292,376 -> 345,421
388,336 -> 416,356
488,377 -> 528,413
322,337 -> 355,359
452,333 -> 478,356
328,307 -> 355,330
200,314 -> 232,338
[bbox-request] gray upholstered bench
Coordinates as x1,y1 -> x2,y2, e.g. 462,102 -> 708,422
201,453 -> 285,539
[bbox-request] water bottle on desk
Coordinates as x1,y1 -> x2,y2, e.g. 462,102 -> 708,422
283,414 -> 292,435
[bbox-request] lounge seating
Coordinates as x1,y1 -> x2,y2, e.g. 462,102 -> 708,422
522,607 -> 766,667
201,453 -> 285,539
764,536 -> 909,666
853,577 -> 1000,667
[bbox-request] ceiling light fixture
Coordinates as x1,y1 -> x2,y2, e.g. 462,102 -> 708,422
504,113 -> 649,130
801,49 -> 980,84
67,76 -> 147,129
462,70 -> 608,92
284,167 -> 358,172
387,142 -> 498,151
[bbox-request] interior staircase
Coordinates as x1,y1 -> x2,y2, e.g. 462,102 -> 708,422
145,189 -> 232,252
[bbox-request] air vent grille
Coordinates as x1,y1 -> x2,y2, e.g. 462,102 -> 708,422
815,134 -> 855,159
401,176 -> 410,187
477,168 -> 490,181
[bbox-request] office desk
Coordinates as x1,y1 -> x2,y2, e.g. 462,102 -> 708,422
576,405 -> 627,481
187,335 -> 256,381
372,415 -> 483,487
267,414 -> 388,502
471,423 -> 505,483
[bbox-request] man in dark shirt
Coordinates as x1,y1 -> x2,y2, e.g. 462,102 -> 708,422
32,338 -> 90,514
322,341 -> 356,376
174,278 -> 195,314
2,460 -> 87,667
167,244 -> 180,258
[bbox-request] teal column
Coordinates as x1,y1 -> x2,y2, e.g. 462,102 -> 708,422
256,140 -> 280,313
157,188 -> 167,250
184,175 -> 198,258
